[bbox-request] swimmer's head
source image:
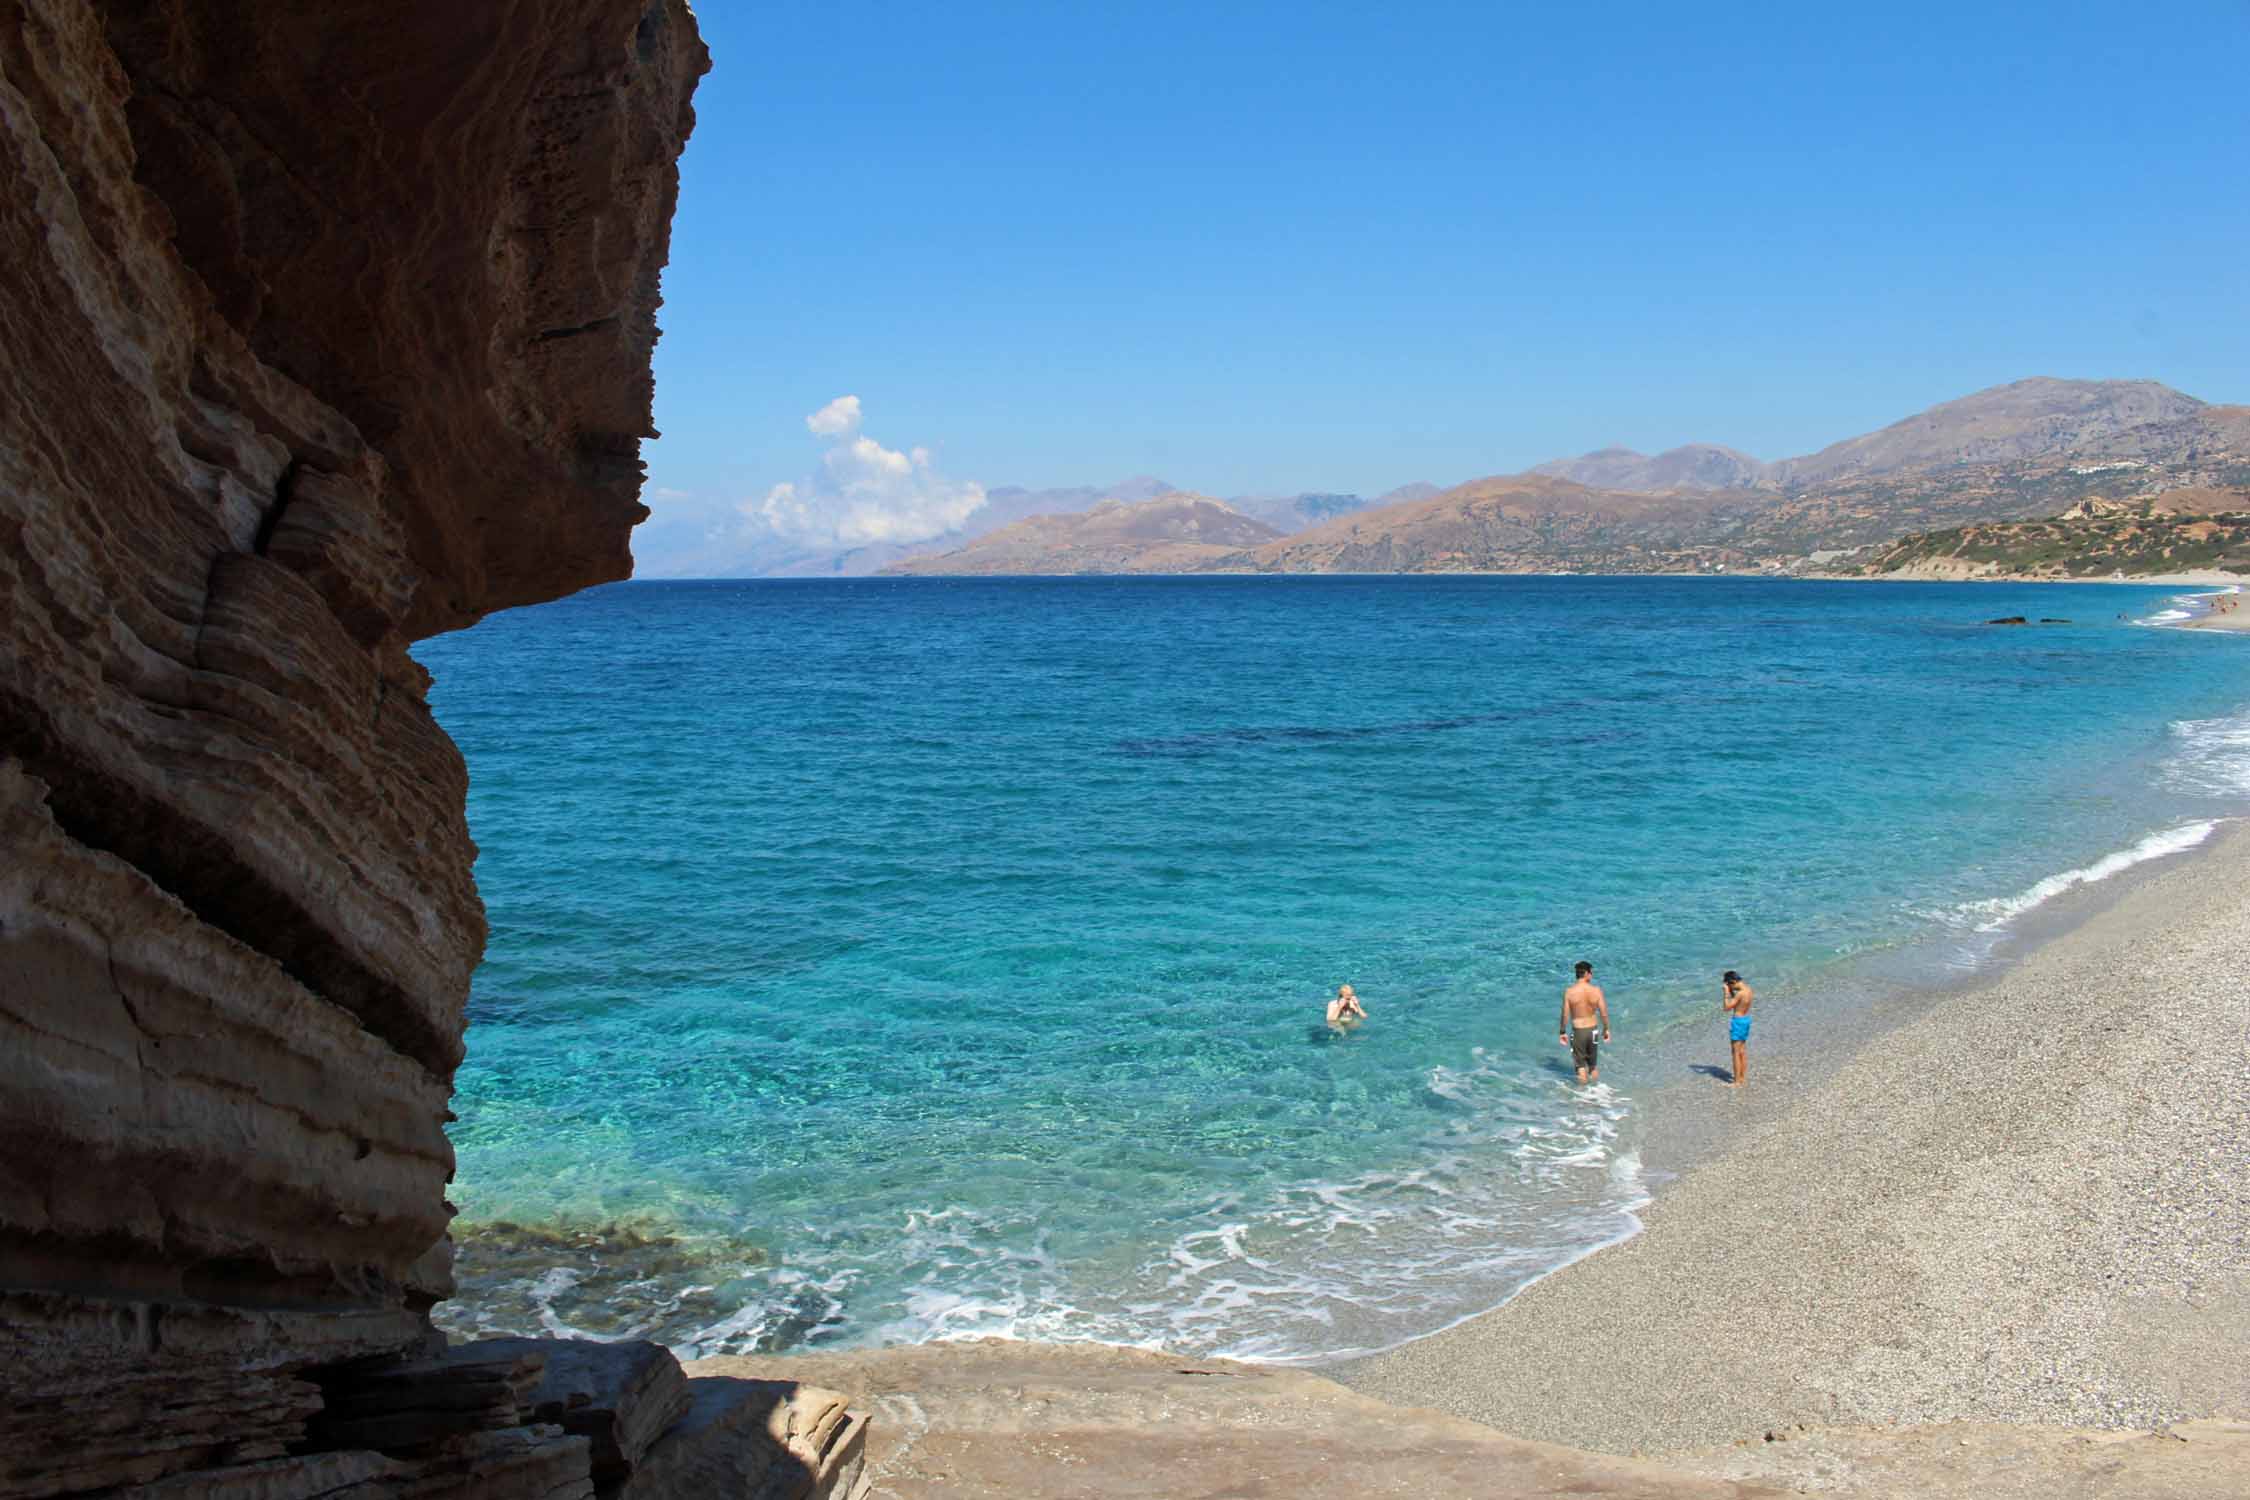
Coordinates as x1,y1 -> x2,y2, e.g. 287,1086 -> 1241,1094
1574,961 -> 1593,978
1338,983 -> 1355,997
1722,970 -> 1741,985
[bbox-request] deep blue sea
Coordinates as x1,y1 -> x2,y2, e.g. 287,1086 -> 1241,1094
415,576 -> 2250,1362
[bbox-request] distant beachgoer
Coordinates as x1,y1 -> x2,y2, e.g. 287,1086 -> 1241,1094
1326,983 -> 1366,1028
1559,961 -> 1611,1084
1720,970 -> 1755,1087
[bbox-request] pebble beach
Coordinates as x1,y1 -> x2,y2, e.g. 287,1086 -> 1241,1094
1332,821 -> 2250,1457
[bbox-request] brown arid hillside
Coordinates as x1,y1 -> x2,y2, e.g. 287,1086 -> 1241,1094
1721,454 -> 2250,566
1771,378 -> 2244,487
1219,474 -> 1766,573
1219,384 -> 2250,577
884,492 -> 1284,574
1840,496 -> 2250,579
1538,379 -> 2250,497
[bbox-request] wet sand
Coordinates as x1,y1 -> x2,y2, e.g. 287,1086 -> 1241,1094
1330,824 -> 2250,1458
2175,609 -> 2250,633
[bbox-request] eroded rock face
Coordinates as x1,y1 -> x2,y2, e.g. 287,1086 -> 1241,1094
100,0 -> 706,638
0,0 -> 704,1491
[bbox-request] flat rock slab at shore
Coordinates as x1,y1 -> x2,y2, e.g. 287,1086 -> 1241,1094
691,1340 -> 1782,1499
1333,822 -> 2250,1459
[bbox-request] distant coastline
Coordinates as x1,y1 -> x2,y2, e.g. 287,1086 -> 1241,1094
1808,568 -> 2248,586
649,567 -> 2250,586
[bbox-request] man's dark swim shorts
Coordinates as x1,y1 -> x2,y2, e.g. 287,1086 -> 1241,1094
1571,1026 -> 1599,1072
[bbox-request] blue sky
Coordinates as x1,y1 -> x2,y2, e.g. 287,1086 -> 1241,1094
638,1 -> 2249,572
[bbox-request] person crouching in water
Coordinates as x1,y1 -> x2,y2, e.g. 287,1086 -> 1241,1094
1326,983 -> 1367,1030
1720,970 -> 1754,1087
1559,961 -> 1610,1084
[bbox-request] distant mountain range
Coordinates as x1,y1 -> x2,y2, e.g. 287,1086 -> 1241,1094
713,478 -> 1426,578
883,379 -> 2250,578
1530,444 -> 1769,493
724,476 -> 1180,578
1220,484 -> 1440,535
886,493 -> 1287,575
1532,378 -> 2227,493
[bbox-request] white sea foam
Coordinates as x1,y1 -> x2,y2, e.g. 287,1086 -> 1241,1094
466,1256 -> 854,1362
1940,820 -> 2221,933
1133,1057 -> 1647,1364
1925,688 -> 2250,936
665,1263 -> 857,1362
528,1267 -> 593,1339
598,1051 -> 1653,1367
2139,584 -> 2241,629
2163,706 -> 2250,798
669,1295 -> 817,1359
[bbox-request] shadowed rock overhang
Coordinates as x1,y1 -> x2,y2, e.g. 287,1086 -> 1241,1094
0,2 -> 726,1493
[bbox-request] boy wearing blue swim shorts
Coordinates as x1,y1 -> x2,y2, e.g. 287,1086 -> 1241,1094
1721,970 -> 1754,1087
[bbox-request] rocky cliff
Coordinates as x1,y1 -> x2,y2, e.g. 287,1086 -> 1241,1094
0,3 -> 798,1494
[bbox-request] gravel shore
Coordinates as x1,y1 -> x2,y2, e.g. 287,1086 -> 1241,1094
1331,824 -> 2250,1458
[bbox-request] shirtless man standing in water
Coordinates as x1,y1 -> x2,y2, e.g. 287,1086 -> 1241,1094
1720,970 -> 1754,1087
1559,961 -> 1611,1084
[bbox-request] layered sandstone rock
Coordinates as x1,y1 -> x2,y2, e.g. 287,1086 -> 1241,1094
0,0 -> 717,1492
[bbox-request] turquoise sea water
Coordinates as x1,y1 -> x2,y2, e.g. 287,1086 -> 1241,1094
417,576 -> 2250,1361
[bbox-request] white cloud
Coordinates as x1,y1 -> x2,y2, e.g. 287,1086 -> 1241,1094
805,395 -> 863,440
741,396 -> 986,549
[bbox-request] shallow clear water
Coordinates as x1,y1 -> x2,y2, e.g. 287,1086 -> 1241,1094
415,576 -> 2250,1361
